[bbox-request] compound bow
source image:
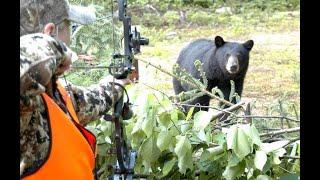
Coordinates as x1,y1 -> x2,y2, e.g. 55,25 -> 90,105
103,0 -> 149,179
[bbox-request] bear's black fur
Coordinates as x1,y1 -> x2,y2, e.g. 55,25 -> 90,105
173,36 -> 254,113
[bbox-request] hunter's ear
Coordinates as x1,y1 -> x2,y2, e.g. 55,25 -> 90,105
215,36 -> 225,48
43,23 -> 56,36
243,40 -> 254,51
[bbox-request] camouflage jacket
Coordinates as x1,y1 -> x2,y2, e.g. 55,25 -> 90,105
20,33 -> 122,176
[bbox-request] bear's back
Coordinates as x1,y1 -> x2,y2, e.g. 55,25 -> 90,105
177,39 -> 215,67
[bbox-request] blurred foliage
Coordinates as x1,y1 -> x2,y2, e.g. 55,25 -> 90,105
67,0 -> 122,85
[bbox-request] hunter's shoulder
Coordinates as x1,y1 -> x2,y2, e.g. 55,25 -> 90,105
20,33 -> 67,57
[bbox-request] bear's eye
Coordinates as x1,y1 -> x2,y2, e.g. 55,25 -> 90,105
226,53 -> 231,58
236,53 -> 243,60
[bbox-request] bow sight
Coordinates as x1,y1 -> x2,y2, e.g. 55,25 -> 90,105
105,0 -> 149,179
109,0 -> 149,79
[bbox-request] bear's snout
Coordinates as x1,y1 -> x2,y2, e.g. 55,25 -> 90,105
226,55 -> 239,74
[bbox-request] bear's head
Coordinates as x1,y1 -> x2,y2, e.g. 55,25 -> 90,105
214,36 -> 254,77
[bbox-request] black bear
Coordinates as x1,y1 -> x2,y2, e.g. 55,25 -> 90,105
173,36 -> 254,113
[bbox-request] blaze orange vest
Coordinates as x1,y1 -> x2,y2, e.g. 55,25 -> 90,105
22,82 -> 97,180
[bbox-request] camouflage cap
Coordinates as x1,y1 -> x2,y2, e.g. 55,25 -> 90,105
20,0 -> 96,36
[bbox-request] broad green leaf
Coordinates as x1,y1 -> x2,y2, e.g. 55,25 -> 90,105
168,134 -> 177,152
262,159 -> 272,173
157,130 -> 172,152
239,124 -> 254,152
197,129 -> 208,143
271,147 -> 286,165
222,160 -> 246,180
156,93 -> 173,114
177,110 -> 186,120
274,148 -> 286,157
201,145 -> 225,162
241,124 -> 261,146
226,125 -> 237,149
189,131 -> 203,145
271,154 -> 281,165
145,93 -> 156,108
207,145 -> 225,156
193,111 -> 213,131
135,91 -> 152,115
174,135 -> 193,174
212,132 -> 226,146
247,168 -> 254,180
176,120 -> 191,134
104,136 -> 112,144
250,124 -> 262,146
186,107 -> 195,121
134,155 -> 143,174
138,135 -> 161,167
239,124 -> 251,135
254,150 -> 267,171
227,125 -> 252,159
96,135 -> 106,144
125,119 -> 134,140
260,140 -> 289,154
171,109 -> 179,122
158,112 -> 172,128
98,120 -> 112,133
142,106 -> 156,137
228,152 -> 241,167
174,136 -> 191,158
169,125 -> 180,137
245,157 -> 255,168
234,128 -> 252,159
130,129 -> 146,149
199,149 -> 210,163
177,150 -> 193,174
205,125 -> 213,143
132,116 -> 144,135
257,175 -> 272,180
162,158 -> 176,176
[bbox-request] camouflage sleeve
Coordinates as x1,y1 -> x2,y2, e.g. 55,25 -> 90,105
20,33 -> 73,98
61,77 -> 123,125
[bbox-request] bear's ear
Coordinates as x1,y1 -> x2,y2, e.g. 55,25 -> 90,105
243,40 -> 254,51
215,36 -> 225,48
